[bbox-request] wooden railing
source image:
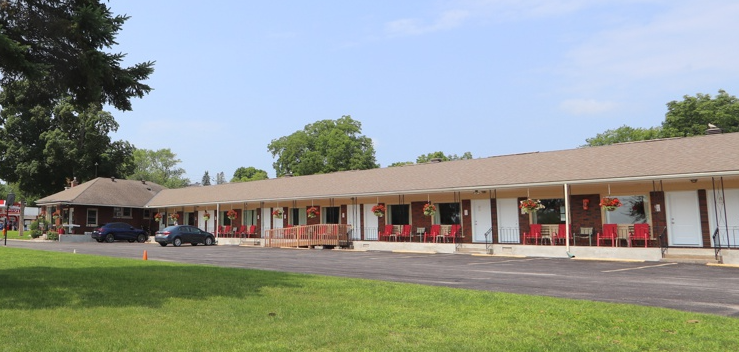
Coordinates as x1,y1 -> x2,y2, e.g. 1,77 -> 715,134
264,224 -> 351,248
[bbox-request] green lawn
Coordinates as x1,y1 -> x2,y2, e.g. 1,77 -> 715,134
1,247 -> 737,351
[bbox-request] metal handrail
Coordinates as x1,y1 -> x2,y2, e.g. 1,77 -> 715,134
712,228 -> 721,260
658,226 -> 668,258
483,227 -> 493,254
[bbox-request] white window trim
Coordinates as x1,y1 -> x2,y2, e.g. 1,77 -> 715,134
86,208 -> 99,227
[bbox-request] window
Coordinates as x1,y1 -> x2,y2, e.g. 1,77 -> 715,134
86,209 -> 98,227
438,203 -> 460,225
243,210 -> 257,226
323,207 -> 340,224
533,199 -> 565,224
388,204 -> 409,225
605,195 -> 649,224
289,208 -> 306,226
143,209 -> 151,219
221,211 -> 234,226
113,207 -> 132,218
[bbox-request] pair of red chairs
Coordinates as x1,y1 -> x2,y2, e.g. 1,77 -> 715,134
597,224 -> 650,247
524,224 -> 570,245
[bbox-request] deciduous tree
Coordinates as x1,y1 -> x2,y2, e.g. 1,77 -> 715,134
267,116 -> 378,176
231,167 -> 268,182
126,149 -> 189,189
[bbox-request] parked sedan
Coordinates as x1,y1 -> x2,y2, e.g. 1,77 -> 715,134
91,222 -> 148,243
155,225 -> 216,247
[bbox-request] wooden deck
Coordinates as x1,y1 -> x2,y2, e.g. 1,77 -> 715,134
264,224 -> 351,248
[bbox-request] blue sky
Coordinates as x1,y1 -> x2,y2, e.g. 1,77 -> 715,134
109,0 -> 739,181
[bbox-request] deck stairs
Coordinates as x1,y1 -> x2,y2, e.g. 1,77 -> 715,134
660,248 -> 722,264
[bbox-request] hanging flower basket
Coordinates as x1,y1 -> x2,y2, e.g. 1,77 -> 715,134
168,213 -> 179,222
226,209 -> 237,220
52,211 -> 61,220
371,204 -> 385,217
519,199 -> 545,215
154,212 -> 162,221
272,209 -> 283,219
599,197 -> 622,211
203,212 -> 210,221
307,207 -> 320,218
423,203 -> 436,217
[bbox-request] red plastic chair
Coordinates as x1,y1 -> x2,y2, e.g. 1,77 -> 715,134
223,225 -> 232,238
629,223 -> 650,247
397,225 -> 412,242
236,225 -> 247,237
379,224 -> 395,241
443,224 -> 461,243
597,224 -> 619,247
425,224 -> 441,243
552,224 -> 570,245
523,224 -> 543,245
246,225 -> 257,238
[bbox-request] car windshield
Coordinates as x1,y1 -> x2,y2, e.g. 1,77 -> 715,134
162,226 -> 179,232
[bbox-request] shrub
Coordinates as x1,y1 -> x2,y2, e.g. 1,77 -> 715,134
29,219 -> 48,239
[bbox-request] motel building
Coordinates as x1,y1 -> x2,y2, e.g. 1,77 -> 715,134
37,131 -> 739,264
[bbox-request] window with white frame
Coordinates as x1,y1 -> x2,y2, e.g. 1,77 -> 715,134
113,207 -> 132,218
86,209 -> 98,226
388,204 -> 409,225
605,195 -> 649,224
143,209 -> 151,219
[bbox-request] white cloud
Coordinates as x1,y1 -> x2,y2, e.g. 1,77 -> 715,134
384,9 -> 470,37
563,2 -> 739,87
560,99 -> 617,115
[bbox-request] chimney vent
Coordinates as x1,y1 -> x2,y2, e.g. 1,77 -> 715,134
706,123 -> 722,135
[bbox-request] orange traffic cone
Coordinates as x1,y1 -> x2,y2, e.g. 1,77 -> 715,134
143,250 -> 148,261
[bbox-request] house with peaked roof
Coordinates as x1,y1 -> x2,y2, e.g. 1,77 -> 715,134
35,132 -> 739,263
36,177 -> 165,234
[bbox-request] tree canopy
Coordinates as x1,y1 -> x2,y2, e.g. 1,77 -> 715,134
584,90 -> 739,146
0,92 -> 134,198
231,166 -> 268,183
390,151 -> 473,166
0,1 -> 153,198
201,171 -> 211,186
126,148 -> 189,189
267,116 -> 378,177
0,0 -> 154,111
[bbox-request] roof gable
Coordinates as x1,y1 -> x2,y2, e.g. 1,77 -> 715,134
37,178 -> 165,207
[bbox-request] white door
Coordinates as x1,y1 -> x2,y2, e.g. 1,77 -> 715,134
497,198 -> 520,243
273,208 -> 284,229
472,199 -> 492,242
261,208 -> 271,235
707,188 -> 739,247
364,203 -> 380,240
666,191 -> 702,246
346,204 -> 360,240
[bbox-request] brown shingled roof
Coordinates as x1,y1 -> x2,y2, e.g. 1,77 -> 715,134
146,133 -> 739,207
36,177 -> 165,207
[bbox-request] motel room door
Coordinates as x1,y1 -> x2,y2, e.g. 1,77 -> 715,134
497,198 -> 521,243
472,199 -> 493,243
666,191 -> 703,247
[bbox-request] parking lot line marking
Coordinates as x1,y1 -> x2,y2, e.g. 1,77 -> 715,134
602,262 -> 678,273
467,258 -> 545,265
471,270 -> 557,277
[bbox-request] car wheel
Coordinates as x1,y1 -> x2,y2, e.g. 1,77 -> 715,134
137,234 -> 146,243
159,242 -> 167,247
105,234 -> 115,243
173,237 -> 182,247
204,236 -> 214,246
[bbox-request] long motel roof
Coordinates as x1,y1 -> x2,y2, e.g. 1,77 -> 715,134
145,132 -> 739,208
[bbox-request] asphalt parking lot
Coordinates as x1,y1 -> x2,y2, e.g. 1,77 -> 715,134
7,240 -> 739,317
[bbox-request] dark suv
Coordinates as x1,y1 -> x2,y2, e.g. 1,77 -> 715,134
91,222 -> 148,243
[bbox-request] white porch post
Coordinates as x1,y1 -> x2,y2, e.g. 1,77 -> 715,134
564,183 -> 571,251
216,203 -> 220,240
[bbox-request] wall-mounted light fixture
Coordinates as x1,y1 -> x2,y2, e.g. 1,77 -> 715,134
582,199 -> 590,210
473,190 -> 480,194
690,179 -> 698,183
654,204 -> 661,212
